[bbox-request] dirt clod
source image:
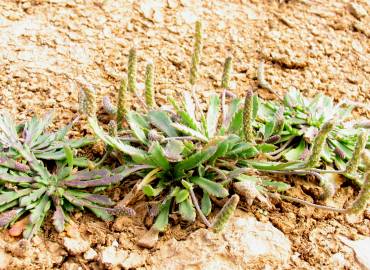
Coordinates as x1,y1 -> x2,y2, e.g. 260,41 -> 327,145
63,237 -> 90,255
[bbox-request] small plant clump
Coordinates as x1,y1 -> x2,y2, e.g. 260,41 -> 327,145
2,21 -> 369,242
0,111 -> 134,238
86,22 -> 370,246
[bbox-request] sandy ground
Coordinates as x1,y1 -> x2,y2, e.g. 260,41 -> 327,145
0,0 -> 369,269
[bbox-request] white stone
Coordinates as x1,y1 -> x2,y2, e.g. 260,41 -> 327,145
339,236 -> 370,269
83,248 -> 98,261
348,3 -> 367,19
148,212 -> 291,269
63,237 -> 90,255
101,244 -> 128,267
0,249 -> 10,270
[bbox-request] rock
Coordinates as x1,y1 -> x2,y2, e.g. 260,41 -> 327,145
139,1 -> 164,23
63,237 -> 90,255
101,243 -> 128,267
0,249 -> 10,270
137,227 -> 160,249
339,236 -> 370,269
348,3 -> 367,20
180,10 -> 198,25
5,239 -> 31,258
148,212 -> 291,269
83,248 -> 98,261
121,252 -> 146,269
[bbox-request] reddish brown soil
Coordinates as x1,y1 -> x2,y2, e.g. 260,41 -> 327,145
0,0 -> 369,269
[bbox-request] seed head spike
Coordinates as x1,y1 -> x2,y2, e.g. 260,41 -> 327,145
221,56 -> 232,89
304,120 -> 335,168
128,47 -> 137,93
243,88 -> 254,143
345,130 -> 368,176
145,61 -> 156,109
117,78 -> 128,130
82,83 -> 97,119
189,21 -> 202,85
212,194 -> 239,233
346,155 -> 370,215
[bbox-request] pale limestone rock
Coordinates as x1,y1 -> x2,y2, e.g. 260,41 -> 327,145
348,3 -> 367,20
0,249 -> 10,270
83,248 -> 98,261
148,212 -> 291,269
63,237 -> 90,255
101,244 -> 128,267
339,236 -> 370,269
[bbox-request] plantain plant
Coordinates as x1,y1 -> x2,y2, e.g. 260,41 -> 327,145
0,111 -> 136,238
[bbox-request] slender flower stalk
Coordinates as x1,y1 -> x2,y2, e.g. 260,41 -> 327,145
221,57 -> 232,89
145,61 -> 156,109
189,21 -> 202,85
102,96 -> 117,115
346,152 -> 370,215
78,89 -> 87,114
212,194 -> 239,233
243,88 -> 254,143
345,130 -> 368,176
128,47 -> 137,93
346,173 -> 370,215
83,83 -> 97,119
117,78 -> 128,130
304,120 -> 335,168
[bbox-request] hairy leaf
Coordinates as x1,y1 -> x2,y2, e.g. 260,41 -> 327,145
201,191 -> 212,216
174,146 -> 217,178
172,123 -> 208,142
19,187 -> 47,207
153,197 -> 172,232
175,189 -> 189,203
0,189 -> 32,206
127,111 -> 148,145
179,198 -> 196,222
149,142 -> 170,171
191,177 -> 228,198
206,94 -> 220,138
148,110 -> 178,137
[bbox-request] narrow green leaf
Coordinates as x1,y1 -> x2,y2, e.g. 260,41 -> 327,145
174,146 -> 217,178
175,189 -> 189,203
88,118 -> 147,161
228,110 -> 243,134
148,110 -> 178,137
206,94 -> 220,138
172,123 -> 208,142
89,208 -> 114,221
64,146 -> 74,168
149,142 -> 170,171
127,111 -> 148,145
191,177 -> 228,198
283,139 -> 305,161
0,189 -> 32,206
201,191 -> 212,216
153,198 -> 172,232
179,198 -> 196,222
164,140 -> 184,161
29,194 -> 49,224
143,185 -> 163,197
19,187 -> 47,207
256,143 -> 277,153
